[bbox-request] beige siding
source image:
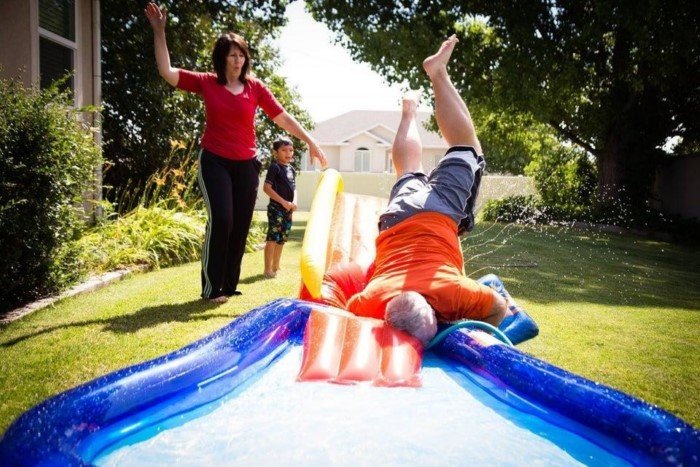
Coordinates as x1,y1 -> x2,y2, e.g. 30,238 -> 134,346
0,0 -> 34,85
76,0 -> 95,107
0,0 -> 97,108
422,148 -> 447,172
339,133 -> 390,172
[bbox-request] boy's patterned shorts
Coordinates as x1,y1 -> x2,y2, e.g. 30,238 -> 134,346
266,203 -> 293,244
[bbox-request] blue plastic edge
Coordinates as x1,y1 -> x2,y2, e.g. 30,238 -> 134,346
0,298 -> 315,466
434,330 -> 700,466
1,298 -> 698,466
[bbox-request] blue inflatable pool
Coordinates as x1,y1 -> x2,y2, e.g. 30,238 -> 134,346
0,298 -> 697,466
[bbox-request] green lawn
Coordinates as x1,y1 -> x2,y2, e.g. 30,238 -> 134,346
1,214 -> 698,435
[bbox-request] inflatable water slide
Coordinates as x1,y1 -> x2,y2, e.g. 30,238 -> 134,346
0,170 -> 697,466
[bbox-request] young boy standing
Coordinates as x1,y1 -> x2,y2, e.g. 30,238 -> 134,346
263,137 -> 297,278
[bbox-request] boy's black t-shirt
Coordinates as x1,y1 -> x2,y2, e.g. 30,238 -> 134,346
264,161 -> 296,206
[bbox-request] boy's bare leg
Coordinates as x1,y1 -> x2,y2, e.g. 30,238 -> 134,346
264,241 -> 276,278
423,35 -> 482,154
272,243 -> 284,273
392,91 -> 424,178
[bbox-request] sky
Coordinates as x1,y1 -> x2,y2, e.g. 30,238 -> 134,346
273,2 -> 425,123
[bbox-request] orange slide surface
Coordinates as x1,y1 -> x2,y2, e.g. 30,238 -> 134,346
297,308 -> 423,387
297,192 -> 424,387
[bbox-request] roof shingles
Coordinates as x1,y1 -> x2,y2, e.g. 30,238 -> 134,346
312,110 -> 447,148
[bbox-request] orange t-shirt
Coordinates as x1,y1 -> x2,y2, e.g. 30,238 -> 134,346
346,212 -> 494,322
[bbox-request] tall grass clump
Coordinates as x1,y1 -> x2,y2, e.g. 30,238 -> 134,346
0,79 -> 101,313
82,141 -> 266,273
77,206 -> 206,272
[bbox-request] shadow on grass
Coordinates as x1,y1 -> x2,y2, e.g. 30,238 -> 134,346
0,299 -> 239,348
239,273 -> 268,285
462,222 -> 700,310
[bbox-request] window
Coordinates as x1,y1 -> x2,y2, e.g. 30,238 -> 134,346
354,147 -> 370,172
39,0 -> 76,93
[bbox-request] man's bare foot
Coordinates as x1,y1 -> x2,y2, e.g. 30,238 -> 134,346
402,90 -> 420,113
423,34 -> 459,79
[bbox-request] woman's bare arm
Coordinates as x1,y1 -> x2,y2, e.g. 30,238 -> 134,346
144,2 -> 179,87
272,112 -> 328,169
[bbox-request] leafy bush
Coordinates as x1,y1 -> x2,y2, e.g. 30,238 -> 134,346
479,195 -> 592,224
77,206 -> 206,272
524,146 -> 596,206
0,79 -> 101,312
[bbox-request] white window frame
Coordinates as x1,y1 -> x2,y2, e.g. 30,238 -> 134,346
37,0 -> 81,103
354,147 -> 370,172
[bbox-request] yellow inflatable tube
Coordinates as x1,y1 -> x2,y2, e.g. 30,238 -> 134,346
300,169 -> 343,297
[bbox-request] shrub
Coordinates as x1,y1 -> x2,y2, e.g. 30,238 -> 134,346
0,79 -> 101,313
77,204 -> 266,273
77,206 -> 206,272
524,147 -> 596,206
479,195 -> 592,224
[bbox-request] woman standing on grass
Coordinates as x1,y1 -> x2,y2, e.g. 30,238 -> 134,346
145,3 -> 326,303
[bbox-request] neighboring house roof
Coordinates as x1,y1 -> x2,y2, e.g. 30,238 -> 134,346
312,110 -> 447,148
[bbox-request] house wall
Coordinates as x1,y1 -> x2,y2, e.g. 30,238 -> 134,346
307,143 -> 449,174
421,148 -> 448,173
0,0 -> 96,108
317,145 -> 340,170
77,0 -> 96,107
339,134 -> 390,172
0,0 -> 34,85
255,172 -> 535,212
1,0 -> 101,217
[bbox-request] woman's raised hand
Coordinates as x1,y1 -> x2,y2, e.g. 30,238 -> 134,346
144,2 -> 167,32
309,141 -> 328,169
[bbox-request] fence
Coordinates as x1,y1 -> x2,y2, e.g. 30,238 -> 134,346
255,171 -> 534,212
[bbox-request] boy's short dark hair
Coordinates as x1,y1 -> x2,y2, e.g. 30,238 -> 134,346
272,137 -> 293,151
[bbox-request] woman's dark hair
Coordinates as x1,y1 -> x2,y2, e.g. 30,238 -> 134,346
272,137 -> 293,151
212,33 -> 250,85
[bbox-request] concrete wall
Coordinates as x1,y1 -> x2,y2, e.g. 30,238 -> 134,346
654,155 -> 700,219
255,172 -> 535,212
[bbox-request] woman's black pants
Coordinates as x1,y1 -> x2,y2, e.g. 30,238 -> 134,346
198,149 -> 261,299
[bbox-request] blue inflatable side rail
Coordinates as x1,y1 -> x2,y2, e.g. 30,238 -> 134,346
0,298 -> 698,466
0,299 -> 311,466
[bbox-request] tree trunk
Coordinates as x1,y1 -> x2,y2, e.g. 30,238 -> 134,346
597,133 -> 624,201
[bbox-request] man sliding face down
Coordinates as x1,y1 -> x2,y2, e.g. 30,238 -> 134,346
302,36 -> 538,347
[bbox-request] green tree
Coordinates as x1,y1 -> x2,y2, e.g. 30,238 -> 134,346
102,0 -> 310,204
453,108 -> 559,174
306,0 -> 699,206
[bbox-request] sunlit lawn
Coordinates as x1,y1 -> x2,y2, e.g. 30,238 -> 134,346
1,214 -> 698,435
